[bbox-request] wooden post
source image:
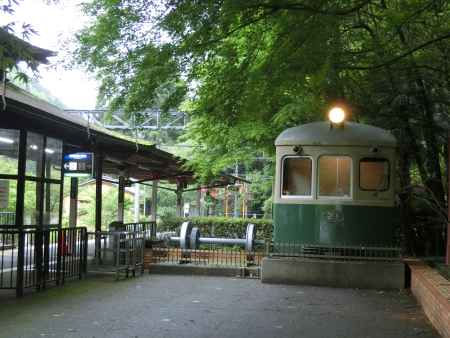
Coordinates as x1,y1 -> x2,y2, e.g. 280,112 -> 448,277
117,176 -> 125,223
69,177 -> 78,227
94,152 -> 103,262
150,180 -> 158,222
197,188 -> 202,217
176,181 -> 183,217
224,187 -> 228,217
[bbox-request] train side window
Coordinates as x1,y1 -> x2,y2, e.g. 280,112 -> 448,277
282,157 -> 312,197
318,156 -> 352,198
359,158 -> 390,191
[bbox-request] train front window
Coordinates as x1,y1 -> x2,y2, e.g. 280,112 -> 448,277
360,158 -> 389,191
318,156 -> 351,198
282,157 -> 312,197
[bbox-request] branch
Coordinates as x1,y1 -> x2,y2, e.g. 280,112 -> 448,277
255,0 -> 372,16
192,8 -> 278,48
189,1 -> 372,49
341,31 -> 450,70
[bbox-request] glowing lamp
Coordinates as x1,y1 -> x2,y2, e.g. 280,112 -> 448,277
328,107 -> 346,124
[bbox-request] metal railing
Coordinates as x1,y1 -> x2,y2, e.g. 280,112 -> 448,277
88,229 -> 146,279
0,212 -> 15,226
151,246 -> 264,268
123,221 -> 156,240
269,242 -> 401,261
0,226 -> 88,296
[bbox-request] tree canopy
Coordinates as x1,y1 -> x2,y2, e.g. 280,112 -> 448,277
0,1 -> 55,84
75,0 -> 450,198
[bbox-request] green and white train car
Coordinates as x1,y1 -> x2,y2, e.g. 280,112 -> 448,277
273,121 -> 399,247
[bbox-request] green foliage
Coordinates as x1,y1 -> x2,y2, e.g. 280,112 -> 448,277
159,216 -> 273,240
156,185 -> 177,219
0,2 -> 53,80
76,182 -> 134,231
246,163 -> 273,217
74,1 -> 450,253
74,0 -> 450,185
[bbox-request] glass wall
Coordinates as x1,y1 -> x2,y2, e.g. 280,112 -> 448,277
24,181 -> 38,225
0,130 -> 19,226
0,179 -> 17,226
0,129 -> 19,176
45,137 -> 63,180
0,128 -> 63,228
26,132 -> 44,178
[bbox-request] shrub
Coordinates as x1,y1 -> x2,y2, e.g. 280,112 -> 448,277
159,216 -> 273,240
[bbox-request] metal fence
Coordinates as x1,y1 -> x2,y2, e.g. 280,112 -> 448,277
88,228 -> 146,279
124,221 -> 156,240
0,213 -> 16,248
0,227 -> 88,296
151,246 -> 264,268
269,242 -> 401,261
0,212 -> 15,226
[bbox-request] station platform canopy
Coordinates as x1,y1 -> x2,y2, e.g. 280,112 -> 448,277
0,83 -> 242,188
1,84 -> 188,181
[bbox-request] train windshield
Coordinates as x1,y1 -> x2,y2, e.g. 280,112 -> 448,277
360,158 -> 390,191
282,157 -> 312,197
318,156 -> 352,198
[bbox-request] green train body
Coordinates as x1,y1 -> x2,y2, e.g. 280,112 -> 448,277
273,204 -> 399,246
273,121 -> 399,247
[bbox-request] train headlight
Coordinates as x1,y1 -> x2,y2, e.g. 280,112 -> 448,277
328,107 -> 346,124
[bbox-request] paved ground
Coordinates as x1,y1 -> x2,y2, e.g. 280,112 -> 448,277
0,274 -> 440,338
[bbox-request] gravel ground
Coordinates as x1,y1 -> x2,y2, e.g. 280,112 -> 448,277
0,274 -> 440,338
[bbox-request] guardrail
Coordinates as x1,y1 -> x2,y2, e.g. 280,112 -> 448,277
269,242 -> 401,261
0,226 -> 88,296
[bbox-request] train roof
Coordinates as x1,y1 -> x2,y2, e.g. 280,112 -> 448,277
275,121 -> 396,147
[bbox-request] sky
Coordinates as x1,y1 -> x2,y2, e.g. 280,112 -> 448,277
1,0 -> 99,109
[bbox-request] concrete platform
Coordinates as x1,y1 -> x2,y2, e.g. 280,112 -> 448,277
261,257 -> 405,289
0,274 -> 438,338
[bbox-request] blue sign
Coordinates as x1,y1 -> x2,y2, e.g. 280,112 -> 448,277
63,152 -> 93,177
